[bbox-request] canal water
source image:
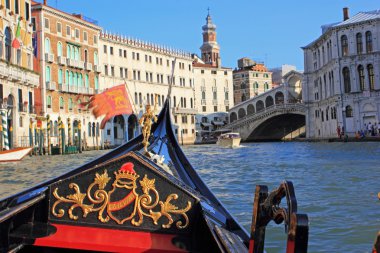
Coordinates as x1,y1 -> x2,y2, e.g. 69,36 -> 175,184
0,142 -> 379,252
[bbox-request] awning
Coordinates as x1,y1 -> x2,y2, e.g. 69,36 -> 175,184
212,121 -> 225,126
201,122 -> 212,127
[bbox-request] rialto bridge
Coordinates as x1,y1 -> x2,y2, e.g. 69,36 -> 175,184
226,71 -> 306,141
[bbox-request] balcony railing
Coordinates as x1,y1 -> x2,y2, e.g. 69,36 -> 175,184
172,107 -> 198,115
67,58 -> 75,67
76,61 -> 84,69
46,81 -> 56,91
57,56 -> 66,66
45,53 -> 54,63
94,65 -> 102,73
84,62 -> 92,71
59,83 -> 69,92
0,61 -> 39,87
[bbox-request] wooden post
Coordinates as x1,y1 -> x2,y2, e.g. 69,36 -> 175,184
78,120 -> 82,153
67,118 -> 71,146
46,114 -> 51,155
58,116 -> 62,155
61,121 -> 65,155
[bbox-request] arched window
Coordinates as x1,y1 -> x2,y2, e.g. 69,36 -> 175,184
96,123 -> 100,137
367,64 -> 374,91
264,82 -> 269,90
238,108 -> 246,119
326,108 -> 329,121
94,52 -> 98,65
5,27 -> 12,62
67,45 -> 71,59
85,74 -> 89,87
84,49 -> 88,63
0,39 -> 3,59
69,71 -> 73,85
88,122 -> 92,137
45,66 -> 51,82
78,73 -> 83,87
356,33 -> 362,54
47,96 -> 52,108
190,98 -> 193,108
95,76 -> 99,90
58,69 -> 63,84
342,67 -> 351,93
54,121 -> 58,136
202,91 -> 205,100
59,97 -> 64,109
78,99 -> 82,113
73,72 -> 78,87
74,47 -> 79,60
365,31 -> 372,53
358,65 -> 365,91
247,104 -> 255,115
44,38 -> 50,54
341,35 -> 348,56
57,42 -> 62,57
345,105 -> 353,118
65,70 -> 69,85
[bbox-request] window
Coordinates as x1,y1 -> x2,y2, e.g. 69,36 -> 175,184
83,31 -> 87,41
342,67 -> 351,93
31,18 -> 36,32
94,52 -> 98,65
365,31 -> 372,53
136,53 -> 140,60
68,98 -> 73,111
214,106 -> 218,112
120,67 -> 123,78
16,49 -> 21,65
59,97 -> 64,109
111,66 -> 114,76
358,65 -> 365,91
45,66 -> 51,82
15,0 -> 19,14
44,18 -> 49,29
85,74 -> 89,87
58,69 -> 63,84
57,22 -> 62,34
57,42 -> 62,57
66,26 -> 71,36
202,106 -> 206,112
124,68 -> 128,78
104,65 -> 108,75
356,33 -> 362,54
110,47 -> 113,55
341,35 -> 348,56
124,50 -> 127,58
5,0 -> 9,9
119,49 -> 122,57
44,38 -> 50,54
75,29 -> 79,39
47,96 -> 52,109
368,64 -> 374,91
345,105 -> 353,118
93,35 -> 98,44
25,2 -> 30,20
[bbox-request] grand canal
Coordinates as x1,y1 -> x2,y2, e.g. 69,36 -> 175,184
0,142 -> 379,252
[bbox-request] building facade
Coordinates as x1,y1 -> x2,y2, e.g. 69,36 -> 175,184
303,8 -> 380,138
99,32 -> 197,145
192,13 -> 234,141
0,0 -> 39,149
233,57 -> 272,105
32,1 -> 103,147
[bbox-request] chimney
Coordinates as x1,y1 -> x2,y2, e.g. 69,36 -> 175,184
343,7 -> 349,21
43,0 -> 47,5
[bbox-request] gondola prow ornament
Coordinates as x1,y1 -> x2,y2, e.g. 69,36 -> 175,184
139,94 -> 158,154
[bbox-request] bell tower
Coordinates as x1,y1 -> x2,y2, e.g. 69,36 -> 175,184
200,10 -> 220,67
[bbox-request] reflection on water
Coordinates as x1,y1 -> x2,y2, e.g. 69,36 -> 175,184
0,143 -> 379,252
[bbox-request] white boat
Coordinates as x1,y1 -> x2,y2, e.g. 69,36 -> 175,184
0,147 -> 32,162
216,132 -> 241,148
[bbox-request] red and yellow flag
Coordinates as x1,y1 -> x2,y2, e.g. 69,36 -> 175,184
82,84 -> 133,129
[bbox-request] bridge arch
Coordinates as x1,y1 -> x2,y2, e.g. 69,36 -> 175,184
230,112 -> 237,123
275,92 -> 284,104
238,108 -> 246,119
247,104 -> 255,115
265,96 -> 274,108
256,100 -> 264,112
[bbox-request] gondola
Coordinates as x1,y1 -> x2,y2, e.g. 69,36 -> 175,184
0,97 -> 309,252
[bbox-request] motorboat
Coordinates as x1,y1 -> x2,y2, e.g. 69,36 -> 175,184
217,132 -> 241,148
0,99 -> 309,252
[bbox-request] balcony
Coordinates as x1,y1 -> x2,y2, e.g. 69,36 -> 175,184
94,65 -> 102,73
201,86 -> 206,92
212,99 -> 218,106
67,58 -> 76,67
84,62 -> 92,71
46,81 -> 56,91
224,100 -> 229,106
212,87 -> 217,92
76,61 -> 84,69
57,56 -> 66,66
59,83 -> 68,92
68,85 -> 78,93
89,88 -> 94,94
0,61 -> 39,87
45,53 -> 54,63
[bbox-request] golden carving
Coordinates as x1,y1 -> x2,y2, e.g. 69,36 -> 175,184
139,95 -> 158,153
51,163 -> 192,229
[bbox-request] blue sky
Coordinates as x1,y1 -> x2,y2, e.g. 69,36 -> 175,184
48,0 -> 379,71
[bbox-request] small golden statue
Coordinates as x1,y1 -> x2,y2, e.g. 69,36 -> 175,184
139,95 -> 158,154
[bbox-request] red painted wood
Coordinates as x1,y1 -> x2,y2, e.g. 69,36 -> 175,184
34,224 -> 188,252
248,239 -> 254,253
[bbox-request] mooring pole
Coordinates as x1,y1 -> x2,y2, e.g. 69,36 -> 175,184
78,120 -> 82,153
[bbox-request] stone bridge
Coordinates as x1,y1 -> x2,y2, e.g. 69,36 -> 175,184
226,73 -> 306,141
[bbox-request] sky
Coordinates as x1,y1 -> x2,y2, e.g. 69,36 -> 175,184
45,0 -> 379,71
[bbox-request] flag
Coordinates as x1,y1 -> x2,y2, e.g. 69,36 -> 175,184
81,84 -> 133,129
12,21 -> 21,49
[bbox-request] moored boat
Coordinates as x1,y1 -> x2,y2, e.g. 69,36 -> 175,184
217,132 -> 241,148
0,147 -> 32,162
0,98 -> 309,252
